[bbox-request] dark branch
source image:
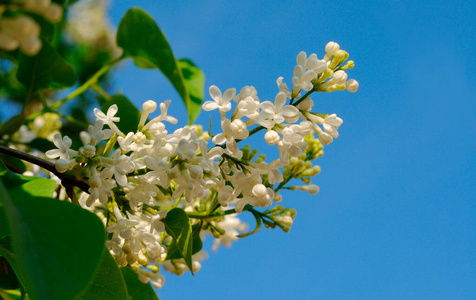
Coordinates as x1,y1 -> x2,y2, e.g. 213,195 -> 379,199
0,145 -> 90,194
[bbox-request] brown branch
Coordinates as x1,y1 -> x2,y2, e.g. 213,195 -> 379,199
0,145 -> 90,194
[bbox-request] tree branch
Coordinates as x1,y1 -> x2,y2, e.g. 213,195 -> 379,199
0,145 -> 90,194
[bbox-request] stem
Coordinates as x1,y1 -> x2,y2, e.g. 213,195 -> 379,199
54,111 -> 89,128
293,88 -> 315,107
26,56 -> 123,122
187,204 -> 255,220
91,84 -> 111,101
0,145 -> 90,193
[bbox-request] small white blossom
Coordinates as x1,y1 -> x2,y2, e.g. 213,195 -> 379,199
202,85 -> 235,113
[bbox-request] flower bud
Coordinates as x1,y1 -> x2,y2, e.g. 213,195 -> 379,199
142,100 -> 157,114
318,132 -> 333,145
264,130 -> 280,145
0,33 -> 19,51
325,41 -> 340,56
230,119 -> 248,139
340,60 -> 355,70
55,159 -> 68,173
19,36 -> 42,56
333,70 -> 348,85
345,79 -> 359,92
81,145 -> 96,158
43,3 -> 63,23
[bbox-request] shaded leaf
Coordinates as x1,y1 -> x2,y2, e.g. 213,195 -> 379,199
0,256 -> 19,290
0,161 -> 106,300
166,222 -> 202,260
0,153 -> 26,174
121,267 -> 159,300
16,39 -> 76,95
101,94 -> 140,134
163,208 -> 194,274
0,114 -> 25,137
27,137 -> 55,153
78,248 -> 129,300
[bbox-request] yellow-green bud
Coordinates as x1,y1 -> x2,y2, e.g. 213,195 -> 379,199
340,60 -> 355,70
126,252 -> 138,264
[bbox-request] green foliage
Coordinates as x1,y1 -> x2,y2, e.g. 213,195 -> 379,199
121,267 -> 160,300
163,208 -> 194,274
16,39 -> 77,96
27,138 -> 55,153
101,94 -> 141,134
178,59 -> 205,124
117,8 -> 204,124
0,256 -> 19,290
78,248 -> 129,300
0,114 -> 25,138
0,161 -> 106,300
166,222 -> 203,260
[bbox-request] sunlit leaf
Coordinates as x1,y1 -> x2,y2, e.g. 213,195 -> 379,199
117,8 -> 204,124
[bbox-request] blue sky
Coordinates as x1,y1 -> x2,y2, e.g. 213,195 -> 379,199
106,1 -> 476,299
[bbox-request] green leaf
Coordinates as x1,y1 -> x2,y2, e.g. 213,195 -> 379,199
27,138 -> 55,153
0,153 -> 26,174
101,94 -> 140,134
78,248 -> 129,300
0,207 -> 9,239
166,222 -> 202,260
16,39 -> 76,95
121,267 -> 159,300
0,166 -> 106,300
0,256 -> 19,290
162,208 -> 194,274
12,177 -> 56,198
117,8 -> 203,124
0,114 -> 25,137
177,59 -> 205,124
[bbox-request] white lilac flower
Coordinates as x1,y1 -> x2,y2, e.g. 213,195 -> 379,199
276,77 -> 292,98
143,100 -> 177,130
234,85 -> 259,103
234,96 -> 260,122
275,126 -> 308,164
143,156 -> 170,188
258,92 -> 299,129
86,169 -> 116,206
250,159 -> 284,185
102,149 -> 135,186
175,139 -> 199,161
80,119 -> 114,146
94,104 -> 123,136
322,114 -> 343,138
292,64 -> 315,92
202,85 -> 235,113
45,134 -> 77,160
120,227 -> 157,254
198,144 -> 223,176
212,119 -> 240,157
